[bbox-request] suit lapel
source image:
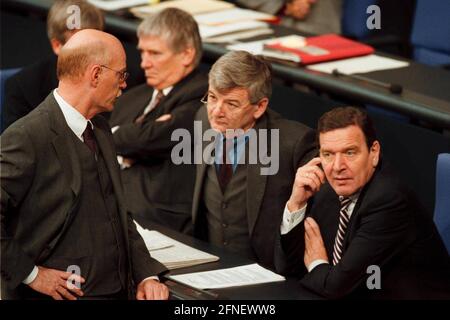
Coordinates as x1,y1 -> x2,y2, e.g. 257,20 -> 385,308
246,114 -> 269,236
192,106 -> 214,224
47,94 -> 82,197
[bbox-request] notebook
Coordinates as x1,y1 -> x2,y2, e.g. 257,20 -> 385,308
263,34 -> 374,65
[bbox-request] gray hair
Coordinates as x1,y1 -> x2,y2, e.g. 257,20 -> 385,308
137,8 -> 202,68
209,51 -> 272,104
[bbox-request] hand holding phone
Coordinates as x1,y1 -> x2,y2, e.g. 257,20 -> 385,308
287,157 -> 325,212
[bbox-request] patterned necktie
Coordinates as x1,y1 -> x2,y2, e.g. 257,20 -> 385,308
332,197 -> 352,265
82,122 -> 97,154
135,90 -> 165,124
216,138 -> 234,193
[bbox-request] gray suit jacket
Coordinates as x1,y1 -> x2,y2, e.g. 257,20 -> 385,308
192,106 -> 317,270
0,94 -> 167,299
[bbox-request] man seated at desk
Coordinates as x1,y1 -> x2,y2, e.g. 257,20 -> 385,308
110,8 -> 208,234
192,50 -> 316,271
278,106 -> 450,299
3,0 -> 104,130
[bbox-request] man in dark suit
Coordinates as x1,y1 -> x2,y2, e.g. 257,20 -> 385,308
279,107 -> 450,299
109,8 -> 207,234
2,0 -> 104,131
1,29 -> 169,300
191,51 -> 316,270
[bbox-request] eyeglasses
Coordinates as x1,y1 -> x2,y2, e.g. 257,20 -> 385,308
100,65 -> 130,82
201,92 -> 255,112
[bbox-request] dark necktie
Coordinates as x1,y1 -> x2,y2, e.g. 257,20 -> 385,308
135,90 -> 165,124
82,122 -> 98,154
216,138 -> 234,193
332,197 -> 352,265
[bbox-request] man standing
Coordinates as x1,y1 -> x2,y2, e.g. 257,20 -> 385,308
110,8 -> 207,234
192,51 -> 316,270
1,30 -> 168,300
2,0 -> 105,131
280,107 -> 450,299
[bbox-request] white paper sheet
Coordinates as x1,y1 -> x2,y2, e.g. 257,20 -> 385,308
88,0 -> 152,11
131,0 -> 234,18
134,220 -> 219,269
199,21 -> 268,39
227,38 -> 302,63
168,263 -> 285,289
204,28 -> 273,43
195,8 -> 275,26
306,54 -> 410,74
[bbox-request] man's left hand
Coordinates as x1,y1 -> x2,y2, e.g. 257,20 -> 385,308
304,217 -> 328,267
136,279 -> 169,300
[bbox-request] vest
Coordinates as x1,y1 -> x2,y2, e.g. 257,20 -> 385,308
202,163 -> 255,259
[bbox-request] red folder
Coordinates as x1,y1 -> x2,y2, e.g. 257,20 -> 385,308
264,34 -> 374,65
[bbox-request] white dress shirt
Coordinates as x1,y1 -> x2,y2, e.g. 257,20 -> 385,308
280,194 -> 359,272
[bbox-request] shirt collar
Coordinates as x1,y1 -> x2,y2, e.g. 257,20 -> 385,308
53,89 -> 92,141
154,86 -> 173,99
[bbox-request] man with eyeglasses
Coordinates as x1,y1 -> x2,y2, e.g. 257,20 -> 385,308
109,8 -> 207,235
191,51 -> 316,271
1,30 -> 169,300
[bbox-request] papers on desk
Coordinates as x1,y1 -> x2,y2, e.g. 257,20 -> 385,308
131,0 -> 234,18
227,38 -> 303,64
306,54 -> 410,74
168,263 -> 285,289
134,221 -> 219,270
88,0 -> 153,11
200,21 -> 269,40
195,8 -> 276,26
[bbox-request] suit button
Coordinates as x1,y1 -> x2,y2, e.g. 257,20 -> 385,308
223,241 -> 228,246
221,202 -> 227,209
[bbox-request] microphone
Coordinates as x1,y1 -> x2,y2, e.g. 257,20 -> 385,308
332,69 -> 403,94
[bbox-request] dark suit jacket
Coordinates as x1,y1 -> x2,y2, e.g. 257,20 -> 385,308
192,106 -> 317,270
280,161 -> 450,299
110,68 -> 208,234
2,55 -> 58,131
0,93 -> 167,299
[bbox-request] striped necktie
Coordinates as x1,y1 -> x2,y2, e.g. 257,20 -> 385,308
332,197 -> 352,265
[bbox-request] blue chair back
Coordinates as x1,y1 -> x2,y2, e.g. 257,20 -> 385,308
341,0 -> 378,39
434,153 -> 450,254
0,67 -> 22,133
411,0 -> 450,66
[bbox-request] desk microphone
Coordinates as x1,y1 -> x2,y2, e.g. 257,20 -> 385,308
332,69 -> 403,94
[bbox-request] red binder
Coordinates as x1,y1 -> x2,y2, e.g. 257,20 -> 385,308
264,34 -> 374,65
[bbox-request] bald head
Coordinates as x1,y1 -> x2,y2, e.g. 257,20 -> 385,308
57,29 -> 125,81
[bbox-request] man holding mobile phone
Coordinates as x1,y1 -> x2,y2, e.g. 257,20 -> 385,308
277,106 -> 450,299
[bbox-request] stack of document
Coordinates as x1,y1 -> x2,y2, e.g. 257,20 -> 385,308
88,0 -> 154,11
130,0 -> 235,18
134,221 -> 219,270
130,0 -> 275,42
168,263 -> 285,289
227,37 -> 304,64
